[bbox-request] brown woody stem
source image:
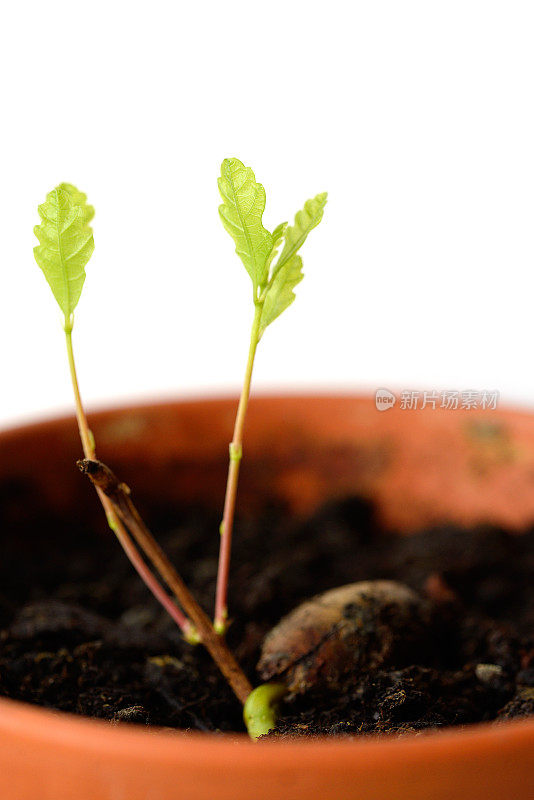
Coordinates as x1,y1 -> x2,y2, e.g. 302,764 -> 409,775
78,458 -> 253,705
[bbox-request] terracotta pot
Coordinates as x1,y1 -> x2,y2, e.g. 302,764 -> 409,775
0,394 -> 533,800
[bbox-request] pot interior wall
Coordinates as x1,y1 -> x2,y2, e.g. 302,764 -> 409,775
2,396 -> 534,542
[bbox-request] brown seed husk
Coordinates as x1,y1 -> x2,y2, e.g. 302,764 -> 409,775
258,580 -> 432,693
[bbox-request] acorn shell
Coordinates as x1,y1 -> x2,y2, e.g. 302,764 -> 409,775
258,580 -> 430,693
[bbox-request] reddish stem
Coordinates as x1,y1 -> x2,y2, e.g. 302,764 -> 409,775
97,487 -> 191,632
214,304 -> 262,632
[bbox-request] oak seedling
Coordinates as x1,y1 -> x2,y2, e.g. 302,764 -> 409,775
215,158 -> 327,634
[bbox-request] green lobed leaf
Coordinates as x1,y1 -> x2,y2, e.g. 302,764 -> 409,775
259,253 -> 304,337
218,158 -> 273,291
34,185 -> 94,321
259,193 -> 327,336
271,192 -> 327,282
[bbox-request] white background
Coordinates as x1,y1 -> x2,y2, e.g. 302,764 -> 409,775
1,1 -> 534,427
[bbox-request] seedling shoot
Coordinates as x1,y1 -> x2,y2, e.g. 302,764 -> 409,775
215,158 -> 327,633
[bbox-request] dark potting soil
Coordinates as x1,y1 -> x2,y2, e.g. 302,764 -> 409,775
0,496 -> 533,737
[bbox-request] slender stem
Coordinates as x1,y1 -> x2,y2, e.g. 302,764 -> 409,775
103,500 -> 193,634
65,325 -> 94,457
64,324 -> 193,637
214,303 -> 262,632
79,458 -> 253,704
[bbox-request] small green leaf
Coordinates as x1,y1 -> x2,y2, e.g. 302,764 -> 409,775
218,158 -> 273,291
259,254 -> 303,336
271,221 -> 288,248
34,185 -> 94,321
259,193 -> 327,336
265,221 -> 288,275
271,192 -> 327,281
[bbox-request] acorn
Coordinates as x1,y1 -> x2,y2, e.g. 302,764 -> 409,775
258,580 -> 432,693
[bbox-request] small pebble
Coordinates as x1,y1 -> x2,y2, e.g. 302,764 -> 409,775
475,663 -> 503,685
111,705 -> 149,725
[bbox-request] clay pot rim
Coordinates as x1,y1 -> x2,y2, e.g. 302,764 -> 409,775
1,393 -> 533,764
1,692 -> 533,763
3,389 -> 534,438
